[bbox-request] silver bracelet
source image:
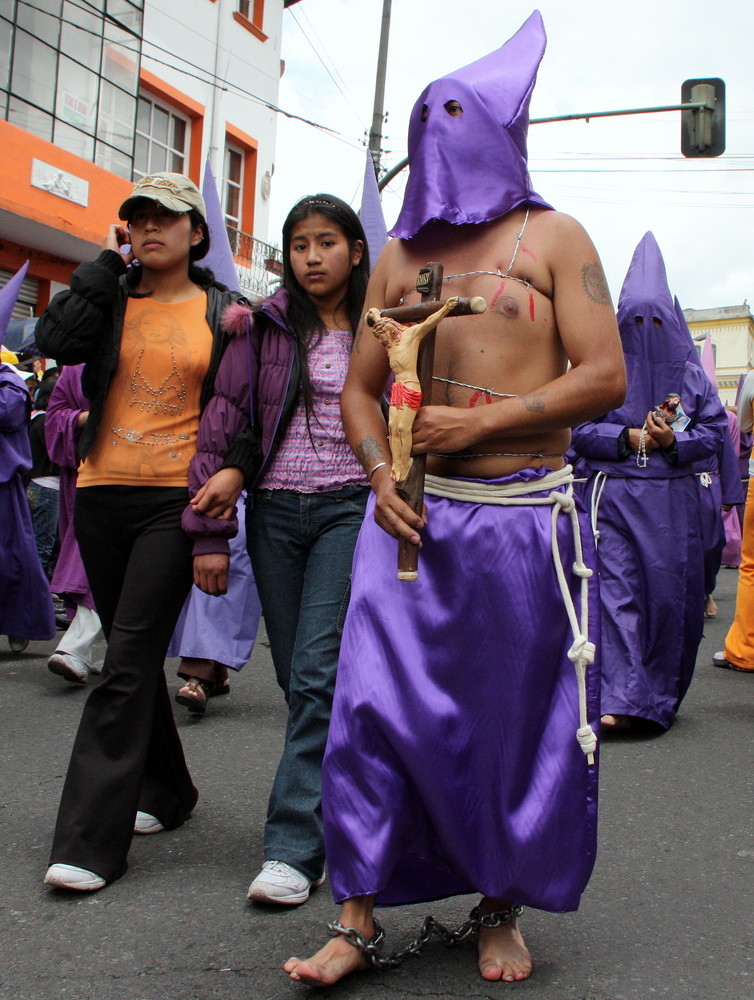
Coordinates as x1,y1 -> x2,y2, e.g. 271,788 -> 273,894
368,460 -> 389,480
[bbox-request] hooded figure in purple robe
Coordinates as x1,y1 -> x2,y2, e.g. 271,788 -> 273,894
721,408 -> 743,567
685,320 -> 743,605
0,362 -> 55,645
388,9 -> 552,239
318,12 -> 602,926
571,232 -> 728,729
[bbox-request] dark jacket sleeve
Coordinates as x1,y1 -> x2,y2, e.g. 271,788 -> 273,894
35,251 -> 127,364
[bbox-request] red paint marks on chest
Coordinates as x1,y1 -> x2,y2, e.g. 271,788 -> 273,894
489,280 -> 506,309
522,247 -> 538,262
469,389 -> 493,408
529,292 -> 535,321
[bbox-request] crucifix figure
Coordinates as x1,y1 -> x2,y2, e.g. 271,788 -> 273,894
365,263 -> 486,580
367,295 -> 459,484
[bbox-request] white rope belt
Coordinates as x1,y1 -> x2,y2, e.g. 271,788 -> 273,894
695,472 -> 712,488
589,470 -> 609,545
425,466 -> 597,763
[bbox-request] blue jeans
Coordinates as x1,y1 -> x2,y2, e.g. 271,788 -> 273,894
26,482 -> 59,574
247,485 -> 369,881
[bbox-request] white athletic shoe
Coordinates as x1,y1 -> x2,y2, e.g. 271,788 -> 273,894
47,652 -> 89,685
134,811 -> 164,834
247,860 -> 325,905
44,864 -> 106,891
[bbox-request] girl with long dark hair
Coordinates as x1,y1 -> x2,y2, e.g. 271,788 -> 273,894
184,193 -> 370,905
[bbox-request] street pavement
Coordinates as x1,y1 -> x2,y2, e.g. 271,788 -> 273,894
0,568 -> 752,1000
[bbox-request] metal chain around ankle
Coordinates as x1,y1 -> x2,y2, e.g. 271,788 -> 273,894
327,904 -> 523,970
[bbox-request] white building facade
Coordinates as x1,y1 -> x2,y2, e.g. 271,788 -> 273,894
684,303 -> 754,405
0,0 -> 298,316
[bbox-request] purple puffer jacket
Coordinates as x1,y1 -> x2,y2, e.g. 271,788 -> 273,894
182,287 -> 300,556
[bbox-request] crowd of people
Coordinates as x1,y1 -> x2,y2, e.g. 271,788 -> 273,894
1,9 -> 751,990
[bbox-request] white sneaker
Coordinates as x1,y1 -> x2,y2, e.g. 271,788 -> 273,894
47,652 -> 89,685
247,860 -> 325,905
134,811 -> 164,834
44,864 -> 106,891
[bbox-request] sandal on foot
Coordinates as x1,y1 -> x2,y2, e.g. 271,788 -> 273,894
176,677 -> 211,715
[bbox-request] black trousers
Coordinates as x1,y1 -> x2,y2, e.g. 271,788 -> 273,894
49,486 -> 198,883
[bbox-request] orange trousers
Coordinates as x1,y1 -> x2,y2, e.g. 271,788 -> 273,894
724,476 -> 754,670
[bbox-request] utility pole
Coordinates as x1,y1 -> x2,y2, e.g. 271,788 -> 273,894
368,0 -> 391,179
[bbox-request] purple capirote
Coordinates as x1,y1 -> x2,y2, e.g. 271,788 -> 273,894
389,10 -> 553,240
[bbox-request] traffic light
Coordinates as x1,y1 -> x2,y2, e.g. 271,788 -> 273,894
681,78 -> 725,157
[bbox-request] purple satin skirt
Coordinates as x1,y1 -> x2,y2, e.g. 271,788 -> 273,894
323,468 -> 600,913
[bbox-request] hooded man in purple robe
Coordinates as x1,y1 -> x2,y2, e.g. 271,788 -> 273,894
690,328 -> 743,617
0,362 -> 55,650
284,11 -> 626,987
571,232 -> 728,732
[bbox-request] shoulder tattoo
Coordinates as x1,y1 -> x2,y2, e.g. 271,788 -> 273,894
581,262 -> 612,306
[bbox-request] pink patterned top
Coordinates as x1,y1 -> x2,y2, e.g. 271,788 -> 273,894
258,329 -> 367,492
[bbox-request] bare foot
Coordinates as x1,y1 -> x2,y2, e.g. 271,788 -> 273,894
704,595 -> 718,618
601,713 -> 631,731
477,902 -> 532,982
284,935 -> 370,987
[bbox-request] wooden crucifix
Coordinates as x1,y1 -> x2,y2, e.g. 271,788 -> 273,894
365,263 -> 487,581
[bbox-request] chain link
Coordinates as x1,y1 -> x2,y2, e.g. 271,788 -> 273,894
327,904 -> 524,970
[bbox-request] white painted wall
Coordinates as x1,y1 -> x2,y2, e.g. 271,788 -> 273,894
142,0 -> 287,243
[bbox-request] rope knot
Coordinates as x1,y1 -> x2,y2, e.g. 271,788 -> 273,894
572,561 -> 593,578
549,490 -> 575,511
568,636 -> 595,665
576,724 -> 598,757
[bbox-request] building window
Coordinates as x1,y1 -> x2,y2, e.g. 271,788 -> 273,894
224,145 -> 244,233
2,1 -> 142,180
234,0 -> 267,40
133,94 -> 190,179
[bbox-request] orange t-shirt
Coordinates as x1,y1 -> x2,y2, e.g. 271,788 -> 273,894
78,293 -> 213,487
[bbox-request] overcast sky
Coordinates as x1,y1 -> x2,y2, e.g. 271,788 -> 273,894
267,0 -> 753,313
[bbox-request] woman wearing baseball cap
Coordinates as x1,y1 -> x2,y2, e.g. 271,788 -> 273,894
35,172 -> 255,891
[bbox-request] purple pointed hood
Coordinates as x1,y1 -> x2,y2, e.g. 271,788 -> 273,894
700,333 -> 716,388
360,151 -> 388,270
611,232 -> 701,424
0,260 -> 29,343
388,10 -> 552,239
201,160 -> 241,294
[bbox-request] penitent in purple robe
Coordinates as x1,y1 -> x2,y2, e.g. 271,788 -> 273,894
571,233 -> 728,728
694,421 -> 743,596
45,365 -> 95,611
721,410 -> 743,567
0,364 -> 55,639
683,308 -> 743,595
323,470 -> 600,913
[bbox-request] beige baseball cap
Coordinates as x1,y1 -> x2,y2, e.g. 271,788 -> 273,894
118,172 -> 206,221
